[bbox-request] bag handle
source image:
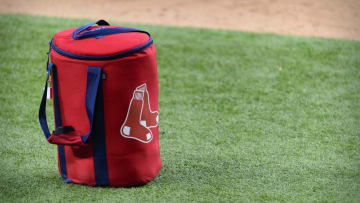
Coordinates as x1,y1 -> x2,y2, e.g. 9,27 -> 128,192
72,19 -> 109,39
72,19 -> 147,40
38,53 -> 102,145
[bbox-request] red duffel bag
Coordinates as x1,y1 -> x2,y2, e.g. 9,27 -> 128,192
38,20 -> 161,186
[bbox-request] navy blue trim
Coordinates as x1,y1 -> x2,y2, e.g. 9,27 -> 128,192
80,66 -> 102,143
52,65 -> 68,180
52,65 -> 61,128
51,65 -> 67,179
58,145 -> 67,179
65,178 -> 73,183
91,73 -> 109,186
51,35 -> 153,60
38,45 -> 69,179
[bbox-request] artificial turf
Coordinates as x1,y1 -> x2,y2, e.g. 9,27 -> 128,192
0,14 -> 359,202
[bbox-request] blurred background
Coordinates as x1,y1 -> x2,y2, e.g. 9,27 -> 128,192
1,0 -> 359,40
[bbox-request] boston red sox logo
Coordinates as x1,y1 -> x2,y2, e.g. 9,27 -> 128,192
120,83 -> 158,143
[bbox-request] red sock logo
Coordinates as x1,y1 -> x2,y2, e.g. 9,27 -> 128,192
120,84 -> 158,143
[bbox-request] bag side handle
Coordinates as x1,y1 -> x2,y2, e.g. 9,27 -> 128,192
38,57 -> 102,145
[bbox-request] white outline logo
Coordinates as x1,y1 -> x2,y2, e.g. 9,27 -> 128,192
120,83 -> 158,143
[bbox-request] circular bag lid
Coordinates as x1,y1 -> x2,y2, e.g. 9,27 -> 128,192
51,20 -> 153,60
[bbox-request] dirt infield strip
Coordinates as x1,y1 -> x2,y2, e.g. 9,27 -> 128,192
1,0 -> 359,41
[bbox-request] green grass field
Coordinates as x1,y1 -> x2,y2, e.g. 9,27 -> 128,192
0,14 -> 359,202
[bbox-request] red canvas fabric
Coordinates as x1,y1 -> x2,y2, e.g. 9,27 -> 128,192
44,21 -> 161,186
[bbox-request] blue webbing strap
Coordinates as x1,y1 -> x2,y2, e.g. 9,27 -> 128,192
91,74 -> 109,185
38,61 -> 52,139
38,61 -> 102,144
38,45 -> 69,179
38,41 -> 59,139
72,20 -> 109,39
38,44 -> 107,183
80,66 -> 102,143
72,19 -> 145,40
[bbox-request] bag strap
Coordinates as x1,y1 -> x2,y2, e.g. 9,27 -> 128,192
72,19 -> 149,40
72,19 -> 109,39
38,61 -> 54,139
38,46 -> 102,145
